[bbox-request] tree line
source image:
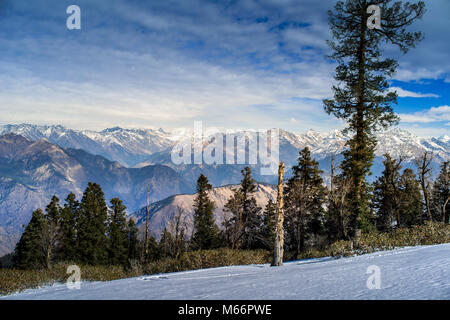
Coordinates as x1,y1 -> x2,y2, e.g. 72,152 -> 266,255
11,147 -> 449,269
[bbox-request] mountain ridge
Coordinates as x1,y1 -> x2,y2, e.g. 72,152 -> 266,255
0,133 -> 193,255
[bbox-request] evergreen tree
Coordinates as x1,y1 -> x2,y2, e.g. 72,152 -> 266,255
191,174 -> 220,250
148,236 -> 159,262
224,167 -> 263,250
222,189 -> 244,249
158,228 -> 175,258
126,219 -> 140,261
324,0 -> 425,236
59,193 -> 79,262
398,168 -> 423,227
13,209 -> 47,269
77,182 -> 108,265
262,199 -> 276,251
284,147 -> 326,256
42,195 -> 61,268
431,161 -> 449,223
372,154 -> 402,231
107,198 -> 128,266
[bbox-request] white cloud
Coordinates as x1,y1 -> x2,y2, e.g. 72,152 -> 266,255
399,106 -> 450,123
390,87 -> 439,98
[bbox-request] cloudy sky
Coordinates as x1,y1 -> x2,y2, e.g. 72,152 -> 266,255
0,0 -> 449,137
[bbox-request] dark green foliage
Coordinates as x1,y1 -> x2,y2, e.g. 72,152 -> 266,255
224,167 -> 263,250
431,161 -> 449,223
159,228 -> 175,259
77,182 -> 108,265
372,154 -> 402,231
284,147 -> 327,256
262,199 -> 276,251
59,193 -> 79,262
191,174 -> 220,250
107,198 -> 129,266
148,236 -> 159,262
13,209 -> 47,269
127,219 -> 140,262
0,253 -> 13,269
42,195 -> 61,268
398,168 -> 423,227
323,0 -> 425,235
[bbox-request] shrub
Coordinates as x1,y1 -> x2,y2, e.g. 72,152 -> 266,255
330,222 -> 450,257
144,248 -> 270,274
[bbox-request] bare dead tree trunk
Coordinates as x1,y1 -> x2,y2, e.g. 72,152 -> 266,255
415,152 -> 433,221
443,196 -> 449,223
272,162 -> 285,267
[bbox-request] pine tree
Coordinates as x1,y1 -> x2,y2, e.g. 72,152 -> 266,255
13,209 -> 47,269
159,228 -> 175,258
148,236 -> 159,262
107,197 -> 129,266
126,219 -> 139,262
59,193 -> 79,262
284,147 -> 326,256
262,199 -> 276,251
77,182 -> 108,265
42,195 -> 61,268
431,161 -> 449,223
324,0 -> 425,236
398,168 -> 423,227
224,167 -> 263,250
191,174 -> 220,250
372,154 -> 402,231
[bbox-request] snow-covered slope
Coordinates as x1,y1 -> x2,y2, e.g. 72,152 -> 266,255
3,243 -> 449,300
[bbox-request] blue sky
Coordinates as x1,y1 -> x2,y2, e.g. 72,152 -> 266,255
0,0 -> 448,137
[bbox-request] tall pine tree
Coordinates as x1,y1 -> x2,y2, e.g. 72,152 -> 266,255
398,168 -> 423,227
431,161 -> 449,223
284,147 -> 326,256
324,0 -> 425,236
59,193 -> 79,262
13,209 -> 47,269
191,174 -> 220,250
107,197 -> 129,266
372,154 -> 402,231
77,183 -> 108,265
126,219 -> 140,262
262,199 -> 276,251
224,167 -> 263,250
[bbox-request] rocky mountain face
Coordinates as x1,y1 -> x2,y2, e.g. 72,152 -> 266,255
0,133 -> 193,255
131,184 -> 276,241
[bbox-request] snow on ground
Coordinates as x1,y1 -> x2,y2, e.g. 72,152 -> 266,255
2,243 -> 449,300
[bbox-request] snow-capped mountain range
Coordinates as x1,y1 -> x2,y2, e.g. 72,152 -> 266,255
0,124 -> 448,167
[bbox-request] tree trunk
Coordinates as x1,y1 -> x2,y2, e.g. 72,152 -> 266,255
353,3 -> 367,237
272,162 -> 285,266
443,196 -> 449,223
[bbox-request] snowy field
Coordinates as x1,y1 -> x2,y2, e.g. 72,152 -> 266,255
2,243 -> 449,300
